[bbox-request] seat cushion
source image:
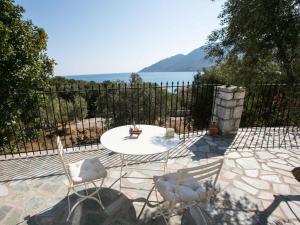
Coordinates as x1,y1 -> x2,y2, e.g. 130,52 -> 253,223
68,158 -> 107,184
153,173 -> 206,203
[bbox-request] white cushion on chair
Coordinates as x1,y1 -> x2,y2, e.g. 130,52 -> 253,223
68,158 -> 107,184
154,173 -> 206,203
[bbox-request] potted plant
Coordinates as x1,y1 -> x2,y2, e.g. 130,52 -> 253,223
208,121 -> 218,137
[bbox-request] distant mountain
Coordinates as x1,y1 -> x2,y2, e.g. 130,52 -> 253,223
140,45 -> 214,72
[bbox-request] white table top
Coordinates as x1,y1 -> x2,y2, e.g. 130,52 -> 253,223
100,125 -> 181,155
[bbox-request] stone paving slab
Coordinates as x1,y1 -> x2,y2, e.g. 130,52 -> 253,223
0,133 -> 299,225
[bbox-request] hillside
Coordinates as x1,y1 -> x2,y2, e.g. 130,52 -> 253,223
140,45 -> 214,72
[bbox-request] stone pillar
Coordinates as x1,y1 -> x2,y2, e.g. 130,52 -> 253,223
213,85 -> 245,135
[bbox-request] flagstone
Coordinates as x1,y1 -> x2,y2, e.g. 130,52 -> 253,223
206,153 -> 222,158
277,153 -> 290,159
232,168 -> 244,175
226,152 -> 241,159
224,159 -> 236,168
288,202 -> 300,219
261,200 -> 285,218
108,169 -> 122,179
270,158 -> 287,164
236,158 -> 260,170
280,202 -> 297,220
256,151 -> 276,160
222,171 -> 238,180
25,195 -> 48,214
240,152 -> 253,157
126,171 -> 149,183
283,176 -> 299,185
260,175 -> 281,183
257,191 -> 274,200
244,170 -> 259,178
272,183 -> 290,195
286,160 -> 300,167
267,162 -> 293,171
261,164 -> 274,172
291,186 -> 300,195
3,208 -> 22,225
0,184 -> 8,197
273,168 -> 293,177
197,145 -> 210,152
41,183 -> 62,195
260,170 -> 276,175
233,180 -> 258,195
223,186 -> 247,200
288,156 -> 300,162
241,177 -> 270,190
217,180 -> 230,189
187,145 -> 198,152
217,146 -> 228,152
0,205 -> 12,221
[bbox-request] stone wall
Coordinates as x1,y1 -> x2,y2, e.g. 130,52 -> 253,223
213,85 -> 246,135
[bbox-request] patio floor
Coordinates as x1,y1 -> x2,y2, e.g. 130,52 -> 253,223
0,129 -> 299,225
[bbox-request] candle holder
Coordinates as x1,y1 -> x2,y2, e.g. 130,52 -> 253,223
165,128 -> 175,138
129,122 -> 142,137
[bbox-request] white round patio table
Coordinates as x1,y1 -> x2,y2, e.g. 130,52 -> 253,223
100,125 -> 181,191
100,124 -> 181,155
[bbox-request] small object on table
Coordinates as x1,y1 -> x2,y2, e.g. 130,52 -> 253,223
165,128 -> 175,138
129,122 -> 142,137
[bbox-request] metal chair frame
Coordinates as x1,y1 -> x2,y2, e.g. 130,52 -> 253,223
152,159 -> 224,224
119,150 -> 170,191
56,136 -> 106,221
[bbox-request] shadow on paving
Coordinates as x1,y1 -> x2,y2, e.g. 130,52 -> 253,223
26,185 -> 300,225
199,185 -> 299,225
26,187 -> 168,225
27,188 -> 132,225
138,181 -> 299,225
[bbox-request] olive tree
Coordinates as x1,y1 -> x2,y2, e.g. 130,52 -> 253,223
0,0 -> 55,152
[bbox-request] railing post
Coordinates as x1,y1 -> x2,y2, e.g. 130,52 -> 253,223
213,85 -> 246,136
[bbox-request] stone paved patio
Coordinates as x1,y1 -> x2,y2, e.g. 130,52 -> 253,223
0,130 -> 300,225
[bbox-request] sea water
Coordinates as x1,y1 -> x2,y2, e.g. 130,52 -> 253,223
64,72 -> 197,84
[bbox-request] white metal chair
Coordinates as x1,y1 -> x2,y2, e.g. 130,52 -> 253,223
152,159 -> 223,224
56,136 -> 107,221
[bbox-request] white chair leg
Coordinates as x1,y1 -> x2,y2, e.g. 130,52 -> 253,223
119,165 -> 123,191
84,183 -> 89,196
163,200 -> 176,225
92,181 -> 105,210
67,189 -> 71,214
67,193 -> 105,221
67,197 -> 85,221
153,186 -> 170,224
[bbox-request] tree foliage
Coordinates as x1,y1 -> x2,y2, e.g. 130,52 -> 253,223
0,0 -> 54,150
206,0 -> 300,84
0,0 -> 54,93
40,95 -> 87,129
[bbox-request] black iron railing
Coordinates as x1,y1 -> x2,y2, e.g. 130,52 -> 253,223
0,82 -> 217,157
1,82 -> 299,157
241,83 -> 300,128
237,83 -> 300,149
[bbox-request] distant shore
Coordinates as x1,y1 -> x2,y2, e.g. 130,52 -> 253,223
63,71 -> 197,83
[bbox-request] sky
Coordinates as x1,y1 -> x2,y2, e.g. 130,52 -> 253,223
16,0 -> 225,76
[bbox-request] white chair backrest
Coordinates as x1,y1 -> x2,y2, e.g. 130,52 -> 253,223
56,136 -> 72,184
177,159 -> 223,187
